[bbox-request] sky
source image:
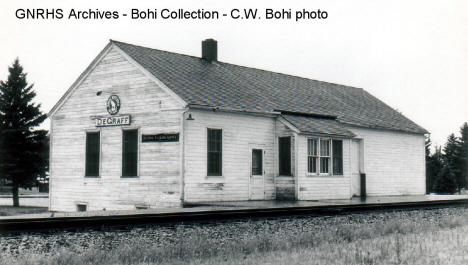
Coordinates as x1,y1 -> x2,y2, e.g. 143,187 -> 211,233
0,0 -> 467,149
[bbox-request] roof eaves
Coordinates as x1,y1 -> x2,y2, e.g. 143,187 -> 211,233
300,131 -> 356,138
342,121 -> 429,135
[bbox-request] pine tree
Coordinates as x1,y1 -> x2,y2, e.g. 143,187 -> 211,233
459,122 -> 468,190
428,145 -> 444,193
0,59 -> 48,207
443,133 -> 462,193
433,163 -> 457,194
425,136 -> 435,193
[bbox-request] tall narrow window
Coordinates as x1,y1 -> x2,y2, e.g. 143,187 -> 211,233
307,139 -> 318,173
122,129 -> 138,177
85,132 -> 100,177
332,140 -> 343,175
279,137 -> 292,175
207,129 -> 222,176
320,139 -> 330,173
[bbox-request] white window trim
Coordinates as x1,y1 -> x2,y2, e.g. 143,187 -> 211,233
206,126 -> 224,178
307,137 -> 344,177
121,127 -> 140,178
84,129 -> 102,178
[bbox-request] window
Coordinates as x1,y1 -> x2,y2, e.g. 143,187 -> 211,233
85,132 -> 100,177
122,129 -> 138,177
252,149 -> 263,175
278,137 -> 292,175
320,139 -> 330,173
207,129 -> 222,176
307,139 -> 318,173
332,140 -> 343,175
307,138 -> 343,175
77,204 -> 87,212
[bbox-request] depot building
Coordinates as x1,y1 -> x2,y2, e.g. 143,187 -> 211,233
48,39 -> 428,212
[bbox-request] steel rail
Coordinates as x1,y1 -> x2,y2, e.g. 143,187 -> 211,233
1,199 -> 468,234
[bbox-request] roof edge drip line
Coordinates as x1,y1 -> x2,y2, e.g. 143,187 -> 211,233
274,110 -> 337,120
188,104 -> 281,116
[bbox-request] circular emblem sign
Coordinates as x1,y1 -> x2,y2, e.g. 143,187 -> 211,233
107,95 -> 121,115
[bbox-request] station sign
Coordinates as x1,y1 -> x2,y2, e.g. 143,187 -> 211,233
142,133 -> 179,142
95,115 -> 131,127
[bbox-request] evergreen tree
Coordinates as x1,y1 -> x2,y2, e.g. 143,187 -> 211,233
433,163 -> 457,194
459,122 -> 468,190
0,59 -> 48,207
443,133 -> 463,193
425,136 -> 435,193
429,145 -> 444,193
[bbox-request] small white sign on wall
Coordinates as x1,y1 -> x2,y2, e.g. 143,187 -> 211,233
95,115 -> 131,127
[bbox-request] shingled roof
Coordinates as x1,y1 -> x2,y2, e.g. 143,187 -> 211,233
281,114 -> 356,137
112,40 -> 428,134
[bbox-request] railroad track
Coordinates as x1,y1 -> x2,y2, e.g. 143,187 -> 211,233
1,199 -> 468,234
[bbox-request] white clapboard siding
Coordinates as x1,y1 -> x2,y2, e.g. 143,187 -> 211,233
50,47 -> 185,211
349,126 -> 426,196
184,109 -> 277,202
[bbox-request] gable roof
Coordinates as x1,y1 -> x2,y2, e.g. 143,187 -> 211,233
111,40 -> 427,134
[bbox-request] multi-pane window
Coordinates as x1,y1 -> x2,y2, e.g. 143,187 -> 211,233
332,140 -> 343,175
207,128 -> 222,176
307,139 -> 318,173
122,129 -> 138,177
85,132 -> 100,177
307,138 -> 343,175
320,139 -> 331,173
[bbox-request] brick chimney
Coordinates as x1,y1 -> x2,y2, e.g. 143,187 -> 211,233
202,39 -> 217,62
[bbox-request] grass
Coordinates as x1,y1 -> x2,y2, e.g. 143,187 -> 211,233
0,186 -> 46,196
2,210 -> 468,264
0,206 -> 49,216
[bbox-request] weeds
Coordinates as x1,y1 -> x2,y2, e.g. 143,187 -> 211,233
2,210 -> 468,264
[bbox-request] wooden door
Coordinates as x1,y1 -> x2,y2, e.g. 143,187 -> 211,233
250,148 -> 265,200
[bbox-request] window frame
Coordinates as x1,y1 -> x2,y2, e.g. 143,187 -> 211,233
207,128 -> 223,176
307,138 -> 318,173
251,148 -> 263,176
319,139 -> 331,174
122,128 -> 139,178
76,203 -> 88,212
307,137 -> 344,176
85,131 -> 101,178
332,139 -> 343,175
278,136 -> 292,176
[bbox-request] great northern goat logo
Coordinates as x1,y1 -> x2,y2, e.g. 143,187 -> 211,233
106,95 -> 120,115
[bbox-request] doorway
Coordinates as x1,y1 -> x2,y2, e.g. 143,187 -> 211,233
250,148 -> 265,200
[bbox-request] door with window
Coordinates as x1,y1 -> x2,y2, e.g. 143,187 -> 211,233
250,148 -> 265,200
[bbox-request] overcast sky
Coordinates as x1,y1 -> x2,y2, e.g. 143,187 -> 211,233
0,0 -> 467,149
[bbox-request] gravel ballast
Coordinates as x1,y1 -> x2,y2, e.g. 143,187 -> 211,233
1,206 -> 467,256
